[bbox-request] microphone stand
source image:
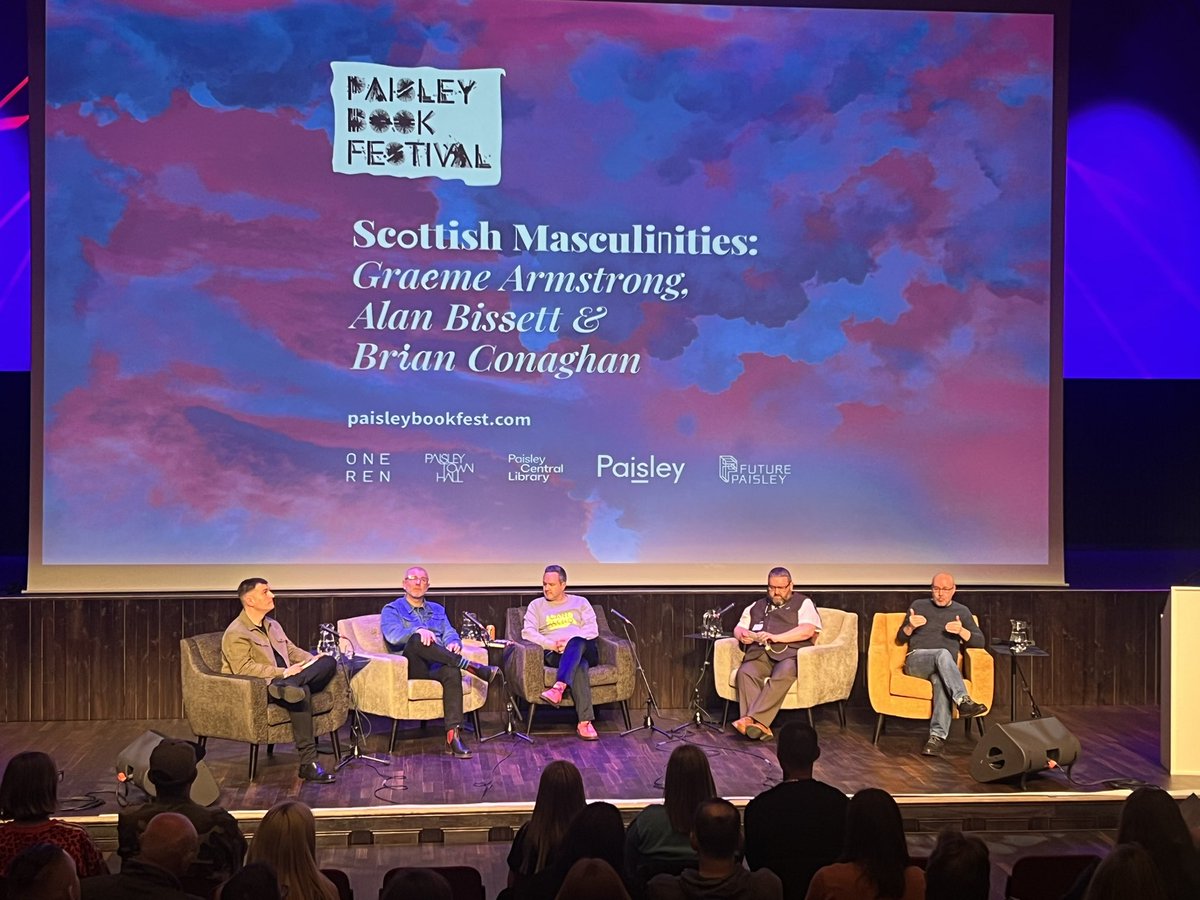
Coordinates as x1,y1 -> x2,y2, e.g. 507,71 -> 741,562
619,616 -> 673,740
480,668 -> 534,744
321,629 -> 389,770
458,612 -> 533,745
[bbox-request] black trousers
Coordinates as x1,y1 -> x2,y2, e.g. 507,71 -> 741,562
403,636 -> 469,728
268,654 -> 337,763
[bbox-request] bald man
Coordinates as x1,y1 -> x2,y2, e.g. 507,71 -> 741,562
82,812 -> 203,899
896,572 -> 988,756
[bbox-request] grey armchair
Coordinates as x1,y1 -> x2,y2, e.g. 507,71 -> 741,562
180,632 -> 349,779
502,606 -> 635,733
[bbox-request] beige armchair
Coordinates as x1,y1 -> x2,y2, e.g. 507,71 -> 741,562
336,614 -> 489,752
867,611 -> 994,743
180,633 -> 348,780
501,606 -> 635,733
713,607 -> 859,728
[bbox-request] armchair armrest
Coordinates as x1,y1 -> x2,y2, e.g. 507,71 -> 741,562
963,646 -> 994,704
502,638 -> 548,703
182,670 -> 264,741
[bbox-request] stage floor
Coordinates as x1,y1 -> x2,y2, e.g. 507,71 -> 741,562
6,703 -> 1197,832
5,704 -> 1198,900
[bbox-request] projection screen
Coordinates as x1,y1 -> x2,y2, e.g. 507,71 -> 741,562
29,0 -> 1067,591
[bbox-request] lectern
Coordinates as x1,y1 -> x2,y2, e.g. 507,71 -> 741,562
1161,586 -> 1200,774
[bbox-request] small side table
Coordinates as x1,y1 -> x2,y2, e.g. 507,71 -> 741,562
990,642 -> 1050,721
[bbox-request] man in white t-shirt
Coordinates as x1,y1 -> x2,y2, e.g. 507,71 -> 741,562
731,567 -> 823,741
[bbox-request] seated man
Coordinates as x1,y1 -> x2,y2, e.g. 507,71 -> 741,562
380,566 -> 497,759
82,813 -> 200,900
647,798 -> 783,900
896,571 -> 988,756
744,721 -> 847,900
221,577 -> 338,783
117,739 -> 245,897
732,567 -> 822,741
522,564 -> 601,740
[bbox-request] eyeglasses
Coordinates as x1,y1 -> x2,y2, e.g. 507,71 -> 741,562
404,576 -> 429,584
932,586 -> 955,593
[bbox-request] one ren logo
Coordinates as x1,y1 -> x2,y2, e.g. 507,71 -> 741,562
596,454 -> 685,485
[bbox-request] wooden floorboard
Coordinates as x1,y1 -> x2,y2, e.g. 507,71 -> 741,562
3,704 -> 1193,900
4,704 -> 1196,821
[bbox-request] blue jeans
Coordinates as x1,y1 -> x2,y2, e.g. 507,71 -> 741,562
903,649 -> 969,740
543,637 -> 599,722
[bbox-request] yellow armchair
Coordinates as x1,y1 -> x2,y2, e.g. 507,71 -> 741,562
867,611 -> 993,744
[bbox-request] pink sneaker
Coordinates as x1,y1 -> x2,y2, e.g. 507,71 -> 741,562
540,682 -> 566,706
577,721 -> 599,741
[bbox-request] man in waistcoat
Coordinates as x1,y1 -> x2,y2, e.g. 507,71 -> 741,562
731,567 -> 822,741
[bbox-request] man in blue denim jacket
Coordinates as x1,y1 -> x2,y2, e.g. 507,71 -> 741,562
381,566 -> 497,758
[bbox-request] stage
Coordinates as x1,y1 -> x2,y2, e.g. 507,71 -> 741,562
8,702 -> 1197,895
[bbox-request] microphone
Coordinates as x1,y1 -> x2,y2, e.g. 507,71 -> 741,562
609,608 -> 634,626
714,601 -> 737,617
318,623 -> 341,636
462,610 -> 488,632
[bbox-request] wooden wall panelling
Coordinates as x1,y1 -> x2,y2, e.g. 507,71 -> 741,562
0,590 -> 1169,723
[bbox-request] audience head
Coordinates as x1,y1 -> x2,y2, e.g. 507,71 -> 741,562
556,801 -> 626,878
147,739 -> 199,798
1116,787 -> 1200,899
1084,843 -> 1166,900
691,798 -> 741,861
925,828 -> 990,900
218,862 -> 284,900
555,858 -> 631,900
775,721 -> 821,778
138,812 -> 199,876
842,788 -> 910,899
663,745 -> 717,835
247,800 -> 330,900
381,868 -> 453,900
523,760 -> 587,873
0,751 -> 59,822
4,844 -> 80,900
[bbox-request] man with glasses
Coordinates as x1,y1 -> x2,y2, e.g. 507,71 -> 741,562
897,572 -> 988,756
381,566 -> 498,759
731,567 -> 822,741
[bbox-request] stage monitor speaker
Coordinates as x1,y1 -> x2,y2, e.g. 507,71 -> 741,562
969,716 -> 1080,784
115,730 -> 221,806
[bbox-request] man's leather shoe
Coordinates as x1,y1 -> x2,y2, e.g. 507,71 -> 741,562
957,698 -> 988,718
540,682 -> 566,706
466,661 -> 499,683
745,720 -> 773,741
298,762 -> 335,783
921,735 -> 946,757
447,727 -> 472,759
268,683 -> 306,704
732,716 -> 753,736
